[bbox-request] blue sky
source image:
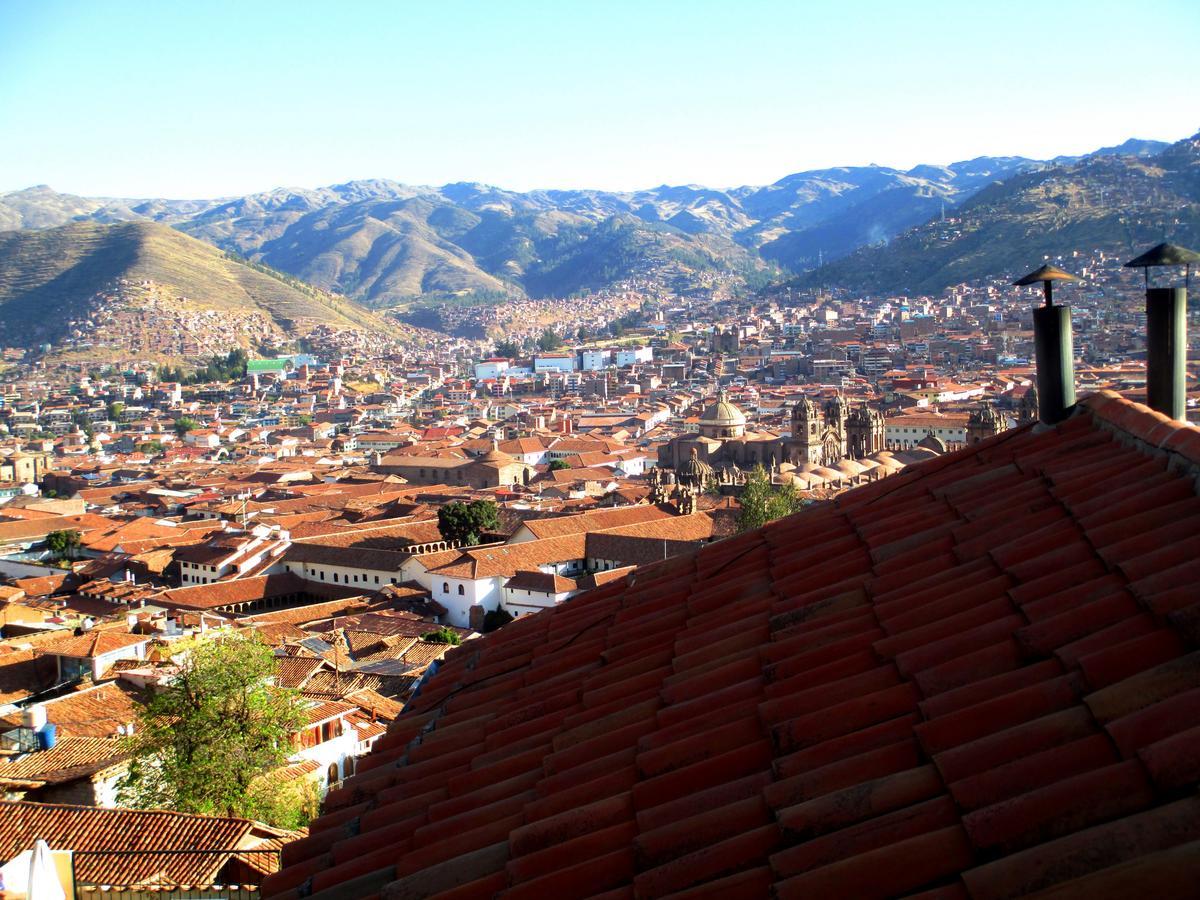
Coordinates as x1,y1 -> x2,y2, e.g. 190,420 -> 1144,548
1,0 -> 1197,197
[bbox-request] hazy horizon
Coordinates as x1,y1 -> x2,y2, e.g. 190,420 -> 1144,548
0,129 -> 1190,202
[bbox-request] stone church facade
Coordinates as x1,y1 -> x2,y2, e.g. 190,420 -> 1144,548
786,394 -> 887,467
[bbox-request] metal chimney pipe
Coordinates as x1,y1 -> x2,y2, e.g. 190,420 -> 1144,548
1146,287 -> 1187,421
1033,305 -> 1076,425
1125,243 -> 1199,423
1015,264 -> 1079,425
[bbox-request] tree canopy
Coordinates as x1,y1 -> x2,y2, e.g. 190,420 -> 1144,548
536,329 -> 563,351
420,627 -> 462,645
437,499 -> 500,547
160,349 -> 248,386
45,529 -> 81,560
174,416 -> 200,436
736,465 -> 802,533
118,632 -> 309,827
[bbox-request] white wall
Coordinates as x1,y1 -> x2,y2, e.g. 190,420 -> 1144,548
615,346 -> 653,367
501,586 -> 573,617
534,356 -> 577,373
429,574 -> 501,628
581,350 -> 611,372
282,559 -> 401,590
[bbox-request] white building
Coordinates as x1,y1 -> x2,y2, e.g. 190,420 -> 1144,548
473,359 -> 511,380
533,353 -> 577,374
580,349 -> 612,372
176,525 -> 291,586
615,346 -> 653,367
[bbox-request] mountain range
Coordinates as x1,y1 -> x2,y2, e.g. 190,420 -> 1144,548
797,134 -> 1200,295
0,138 -> 1173,308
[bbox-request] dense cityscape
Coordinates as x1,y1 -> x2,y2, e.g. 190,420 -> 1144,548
1,0 -> 1198,897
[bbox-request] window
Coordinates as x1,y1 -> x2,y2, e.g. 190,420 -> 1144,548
458,584 -> 464,595
443,582 -> 449,593
375,575 -> 379,584
333,573 -> 339,583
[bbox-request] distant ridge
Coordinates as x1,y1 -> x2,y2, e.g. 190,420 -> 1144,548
0,136 -> 1178,305
0,221 -> 388,351
792,132 -> 1199,295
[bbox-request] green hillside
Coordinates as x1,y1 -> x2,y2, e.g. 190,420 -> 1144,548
796,135 -> 1200,295
0,221 -> 387,346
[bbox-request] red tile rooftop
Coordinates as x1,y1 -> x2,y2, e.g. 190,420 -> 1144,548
263,391 -> 1200,900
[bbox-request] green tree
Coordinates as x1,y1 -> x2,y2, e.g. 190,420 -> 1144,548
243,777 -> 320,831
71,411 -> 94,439
536,329 -> 563,352
420,627 -> 462,645
118,633 -> 307,825
174,416 -> 199,437
45,529 -> 81,560
736,465 -> 801,533
437,499 -> 500,547
107,401 -> 125,421
136,440 -> 165,455
494,339 -> 519,358
547,459 -> 570,471
483,608 -> 513,632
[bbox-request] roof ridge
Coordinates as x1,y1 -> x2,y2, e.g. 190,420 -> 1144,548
0,797 -> 254,825
1079,391 -> 1200,479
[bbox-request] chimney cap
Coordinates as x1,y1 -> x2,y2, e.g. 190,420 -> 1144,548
1123,242 -> 1200,269
1013,264 -> 1079,286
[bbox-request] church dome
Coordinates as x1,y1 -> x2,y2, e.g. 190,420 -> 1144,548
699,390 -> 747,429
480,438 -> 513,463
917,433 -> 948,454
678,448 -> 715,488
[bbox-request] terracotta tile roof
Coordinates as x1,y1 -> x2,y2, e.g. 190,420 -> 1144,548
0,799 -> 264,885
0,647 -> 59,704
291,518 -> 444,549
262,393 -> 1200,899
275,655 -> 326,689
344,688 -> 405,721
38,629 -> 150,659
250,759 -> 321,792
157,573 -> 310,611
503,570 -> 578,594
303,699 -> 357,727
0,736 -> 125,786
429,535 -> 589,579
301,670 -> 388,699
283,541 -> 412,571
398,640 -> 451,670
238,595 -> 377,627
11,572 -> 71,597
548,465 -> 617,482
0,513 -> 114,545
512,505 -> 672,541
0,682 -> 142,739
